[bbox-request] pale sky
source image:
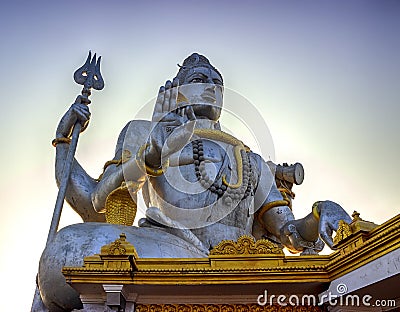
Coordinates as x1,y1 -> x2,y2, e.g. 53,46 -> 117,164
0,1 -> 399,310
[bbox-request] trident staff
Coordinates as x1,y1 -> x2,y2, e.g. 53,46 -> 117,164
46,51 -> 104,245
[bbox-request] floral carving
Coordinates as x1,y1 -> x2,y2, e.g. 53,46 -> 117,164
210,235 -> 283,255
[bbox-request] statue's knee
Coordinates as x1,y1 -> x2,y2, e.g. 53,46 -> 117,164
38,264 -> 82,312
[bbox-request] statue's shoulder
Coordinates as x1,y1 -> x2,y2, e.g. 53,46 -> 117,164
115,119 -> 151,153
246,150 -> 265,180
119,119 -> 151,136
247,150 -> 263,165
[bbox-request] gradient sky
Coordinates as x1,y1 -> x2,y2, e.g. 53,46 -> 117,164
0,1 -> 399,310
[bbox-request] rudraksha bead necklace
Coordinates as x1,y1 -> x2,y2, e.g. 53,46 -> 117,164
192,139 -> 254,205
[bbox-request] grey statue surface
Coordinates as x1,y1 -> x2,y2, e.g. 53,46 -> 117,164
36,53 -> 351,312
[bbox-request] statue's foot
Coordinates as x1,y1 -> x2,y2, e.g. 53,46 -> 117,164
300,248 -> 319,255
144,207 -> 209,254
191,222 -> 248,249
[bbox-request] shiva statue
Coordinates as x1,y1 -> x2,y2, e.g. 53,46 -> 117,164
36,53 -> 351,311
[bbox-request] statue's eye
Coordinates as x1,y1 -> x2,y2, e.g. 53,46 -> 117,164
190,77 -> 203,83
213,79 -> 223,85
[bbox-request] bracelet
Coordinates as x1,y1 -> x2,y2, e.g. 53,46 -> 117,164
103,159 -> 122,170
257,199 -> 290,229
52,137 -> 71,147
97,150 -> 133,182
104,148 -> 132,171
136,143 -> 169,177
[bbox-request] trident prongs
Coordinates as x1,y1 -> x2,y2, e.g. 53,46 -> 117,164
73,51 -> 104,92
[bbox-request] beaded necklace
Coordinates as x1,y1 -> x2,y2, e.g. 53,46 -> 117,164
192,139 -> 254,205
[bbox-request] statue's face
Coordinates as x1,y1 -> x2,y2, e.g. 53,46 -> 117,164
178,66 -> 223,121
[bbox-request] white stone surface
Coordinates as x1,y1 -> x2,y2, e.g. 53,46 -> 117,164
320,248 -> 400,301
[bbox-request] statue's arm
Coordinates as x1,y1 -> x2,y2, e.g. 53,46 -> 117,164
252,157 -> 296,247
89,124 -> 127,213
91,120 -> 150,213
54,99 -> 105,222
254,156 -> 352,253
55,99 -> 149,220
55,145 -> 104,222
253,158 -> 321,253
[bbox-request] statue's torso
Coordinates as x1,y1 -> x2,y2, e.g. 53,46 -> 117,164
147,139 -> 260,235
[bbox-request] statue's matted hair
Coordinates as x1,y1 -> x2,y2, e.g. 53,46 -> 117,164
175,53 -> 223,85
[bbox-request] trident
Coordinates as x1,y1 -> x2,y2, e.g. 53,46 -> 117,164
46,51 -> 104,245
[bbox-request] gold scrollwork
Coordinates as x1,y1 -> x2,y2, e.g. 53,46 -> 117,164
210,235 -> 283,255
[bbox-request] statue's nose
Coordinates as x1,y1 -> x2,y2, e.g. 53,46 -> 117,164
205,84 -> 216,92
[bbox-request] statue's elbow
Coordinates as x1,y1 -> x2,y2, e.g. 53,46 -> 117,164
91,192 -> 106,213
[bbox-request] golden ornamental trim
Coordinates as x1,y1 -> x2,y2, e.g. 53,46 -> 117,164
136,303 -> 322,312
333,220 -> 352,245
100,233 -> 138,258
332,211 -> 379,248
328,217 -> 400,267
210,235 -> 283,255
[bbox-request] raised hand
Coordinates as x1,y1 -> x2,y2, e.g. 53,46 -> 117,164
146,78 -> 196,168
56,95 -> 91,139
